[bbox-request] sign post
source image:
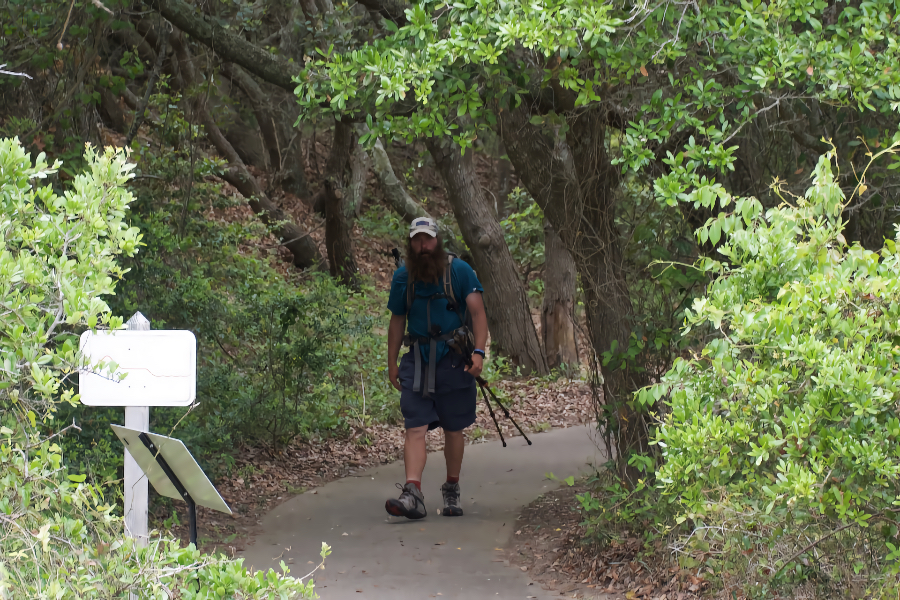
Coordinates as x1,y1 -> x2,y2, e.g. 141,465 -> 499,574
124,312 -> 150,548
79,311 -> 197,550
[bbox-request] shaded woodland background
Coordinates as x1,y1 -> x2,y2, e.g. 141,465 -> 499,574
4,0 -> 900,594
2,0 -> 898,479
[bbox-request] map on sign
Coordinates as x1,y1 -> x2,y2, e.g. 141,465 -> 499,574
79,330 -> 197,406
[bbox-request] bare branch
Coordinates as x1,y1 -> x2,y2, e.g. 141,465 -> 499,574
0,64 -> 32,79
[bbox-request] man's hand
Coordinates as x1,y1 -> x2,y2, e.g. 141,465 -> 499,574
465,353 -> 483,378
389,362 -> 401,391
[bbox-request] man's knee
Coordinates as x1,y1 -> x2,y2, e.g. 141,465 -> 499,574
406,425 -> 428,440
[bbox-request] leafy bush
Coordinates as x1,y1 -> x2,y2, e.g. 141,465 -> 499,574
648,148 -> 900,594
500,188 -> 545,280
0,138 -> 325,598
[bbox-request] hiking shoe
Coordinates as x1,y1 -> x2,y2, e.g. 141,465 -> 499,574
440,482 -> 463,516
385,483 -> 427,519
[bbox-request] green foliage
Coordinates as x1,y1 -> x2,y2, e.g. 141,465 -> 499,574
0,140 -> 139,421
297,0 -> 900,171
0,138 -> 323,597
1,439 -> 330,598
608,173 -> 706,389
649,147 -> 900,592
500,188 -> 545,279
358,203 -> 407,246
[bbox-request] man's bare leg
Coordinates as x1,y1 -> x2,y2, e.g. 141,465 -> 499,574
404,425 -> 428,483
386,424 -> 429,519
443,429 -> 465,479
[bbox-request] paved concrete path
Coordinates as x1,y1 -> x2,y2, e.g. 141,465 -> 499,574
238,425 -> 603,599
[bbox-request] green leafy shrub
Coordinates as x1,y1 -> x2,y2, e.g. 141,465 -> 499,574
649,147 -> 900,594
0,138 -> 325,598
500,188 -> 545,281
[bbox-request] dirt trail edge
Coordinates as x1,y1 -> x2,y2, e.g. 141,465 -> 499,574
237,424 -> 604,599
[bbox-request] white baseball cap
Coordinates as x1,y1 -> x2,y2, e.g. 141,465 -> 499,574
409,217 -> 438,238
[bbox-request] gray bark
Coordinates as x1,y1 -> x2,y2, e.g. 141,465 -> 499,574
221,63 -> 282,170
427,137 -> 548,375
345,139 -> 369,219
364,129 -> 459,247
145,0 -> 300,92
541,219 -> 578,372
170,29 -> 324,270
499,105 -> 646,482
323,121 -> 361,289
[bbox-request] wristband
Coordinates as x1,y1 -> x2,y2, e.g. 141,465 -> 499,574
472,349 -> 486,358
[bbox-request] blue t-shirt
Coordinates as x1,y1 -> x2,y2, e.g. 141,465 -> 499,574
388,258 -> 484,364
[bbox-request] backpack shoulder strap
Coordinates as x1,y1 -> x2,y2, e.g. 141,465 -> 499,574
443,254 -> 456,307
405,271 -> 415,319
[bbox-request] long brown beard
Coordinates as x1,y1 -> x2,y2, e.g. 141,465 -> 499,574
406,238 -> 446,283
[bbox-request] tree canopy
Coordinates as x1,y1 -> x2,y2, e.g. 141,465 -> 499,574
298,0 -> 900,163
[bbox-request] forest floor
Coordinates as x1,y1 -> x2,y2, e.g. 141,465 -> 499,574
507,484 -> 709,599
238,424 -> 604,600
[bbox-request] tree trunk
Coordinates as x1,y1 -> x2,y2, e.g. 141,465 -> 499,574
98,87 -> 127,132
222,63 -> 311,200
222,63 -> 282,170
346,140 -> 369,219
499,106 -> 648,482
495,143 -> 513,218
145,0 -> 301,92
323,120 -> 361,289
426,137 -> 548,375
541,219 -> 578,373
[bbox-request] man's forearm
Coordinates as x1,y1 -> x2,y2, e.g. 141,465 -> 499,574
473,308 -> 488,352
388,316 -> 405,366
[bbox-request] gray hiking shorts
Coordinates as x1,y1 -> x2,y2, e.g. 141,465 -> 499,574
398,351 -> 477,432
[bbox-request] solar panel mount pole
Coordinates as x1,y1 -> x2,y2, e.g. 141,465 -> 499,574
138,432 -> 198,546
124,312 -> 150,550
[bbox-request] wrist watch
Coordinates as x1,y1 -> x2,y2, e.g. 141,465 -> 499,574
472,349 -> 486,358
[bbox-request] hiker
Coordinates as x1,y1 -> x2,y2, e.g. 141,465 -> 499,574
385,217 -> 488,519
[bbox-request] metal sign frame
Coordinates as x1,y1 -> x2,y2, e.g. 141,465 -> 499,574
111,425 -> 231,546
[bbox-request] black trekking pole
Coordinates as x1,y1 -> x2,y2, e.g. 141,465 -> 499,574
474,375 -> 533,446
477,381 -> 507,446
449,333 -> 533,446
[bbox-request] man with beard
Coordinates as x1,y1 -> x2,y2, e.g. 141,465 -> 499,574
385,217 -> 488,519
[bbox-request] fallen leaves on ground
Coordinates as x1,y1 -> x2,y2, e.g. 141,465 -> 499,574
508,484 -> 708,600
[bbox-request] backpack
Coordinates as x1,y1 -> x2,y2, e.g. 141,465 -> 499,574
403,253 -> 475,396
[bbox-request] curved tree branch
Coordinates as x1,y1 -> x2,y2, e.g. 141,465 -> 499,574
125,23 -> 169,146
144,0 -> 301,92
356,0 -> 410,25
170,28 -> 324,270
